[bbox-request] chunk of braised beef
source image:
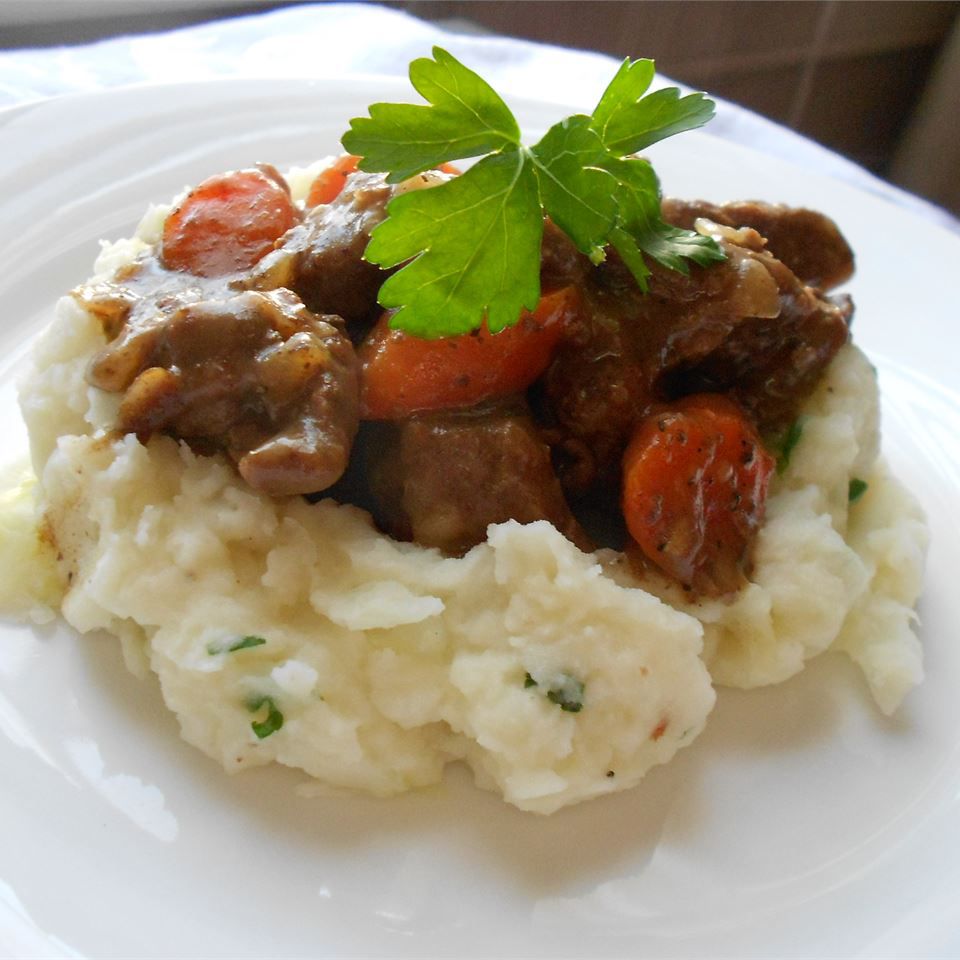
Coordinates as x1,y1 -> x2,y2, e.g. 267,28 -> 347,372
75,255 -> 225,355
366,401 -> 591,556
657,249 -> 852,432
540,217 -> 589,291
247,170 -> 392,335
661,198 -> 854,291
541,235 -> 791,492
539,285 -> 647,497
84,286 -> 359,497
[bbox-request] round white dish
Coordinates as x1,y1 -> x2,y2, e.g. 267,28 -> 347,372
1,77 -> 959,959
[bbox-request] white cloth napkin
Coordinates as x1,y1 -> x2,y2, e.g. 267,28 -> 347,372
1,1 -> 956,232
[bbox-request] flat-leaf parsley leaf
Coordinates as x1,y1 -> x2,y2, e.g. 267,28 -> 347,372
365,151 -> 543,336
590,57 -> 717,155
343,47 -> 519,183
343,47 -> 723,338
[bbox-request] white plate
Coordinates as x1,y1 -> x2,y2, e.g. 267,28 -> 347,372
2,77 -> 960,960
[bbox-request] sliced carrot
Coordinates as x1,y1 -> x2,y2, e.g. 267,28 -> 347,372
161,167 -> 299,278
621,393 -> 774,597
306,154 -> 361,207
307,156 -> 461,208
358,286 -> 581,420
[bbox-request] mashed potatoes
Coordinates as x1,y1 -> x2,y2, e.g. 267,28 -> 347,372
8,169 -> 928,813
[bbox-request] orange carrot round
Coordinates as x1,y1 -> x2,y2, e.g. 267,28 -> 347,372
307,156 -> 461,208
161,167 -> 299,278
622,393 -> 774,596
306,154 -> 361,207
358,286 -> 581,420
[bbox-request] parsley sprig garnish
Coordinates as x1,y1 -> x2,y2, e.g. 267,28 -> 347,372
343,47 -> 724,338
